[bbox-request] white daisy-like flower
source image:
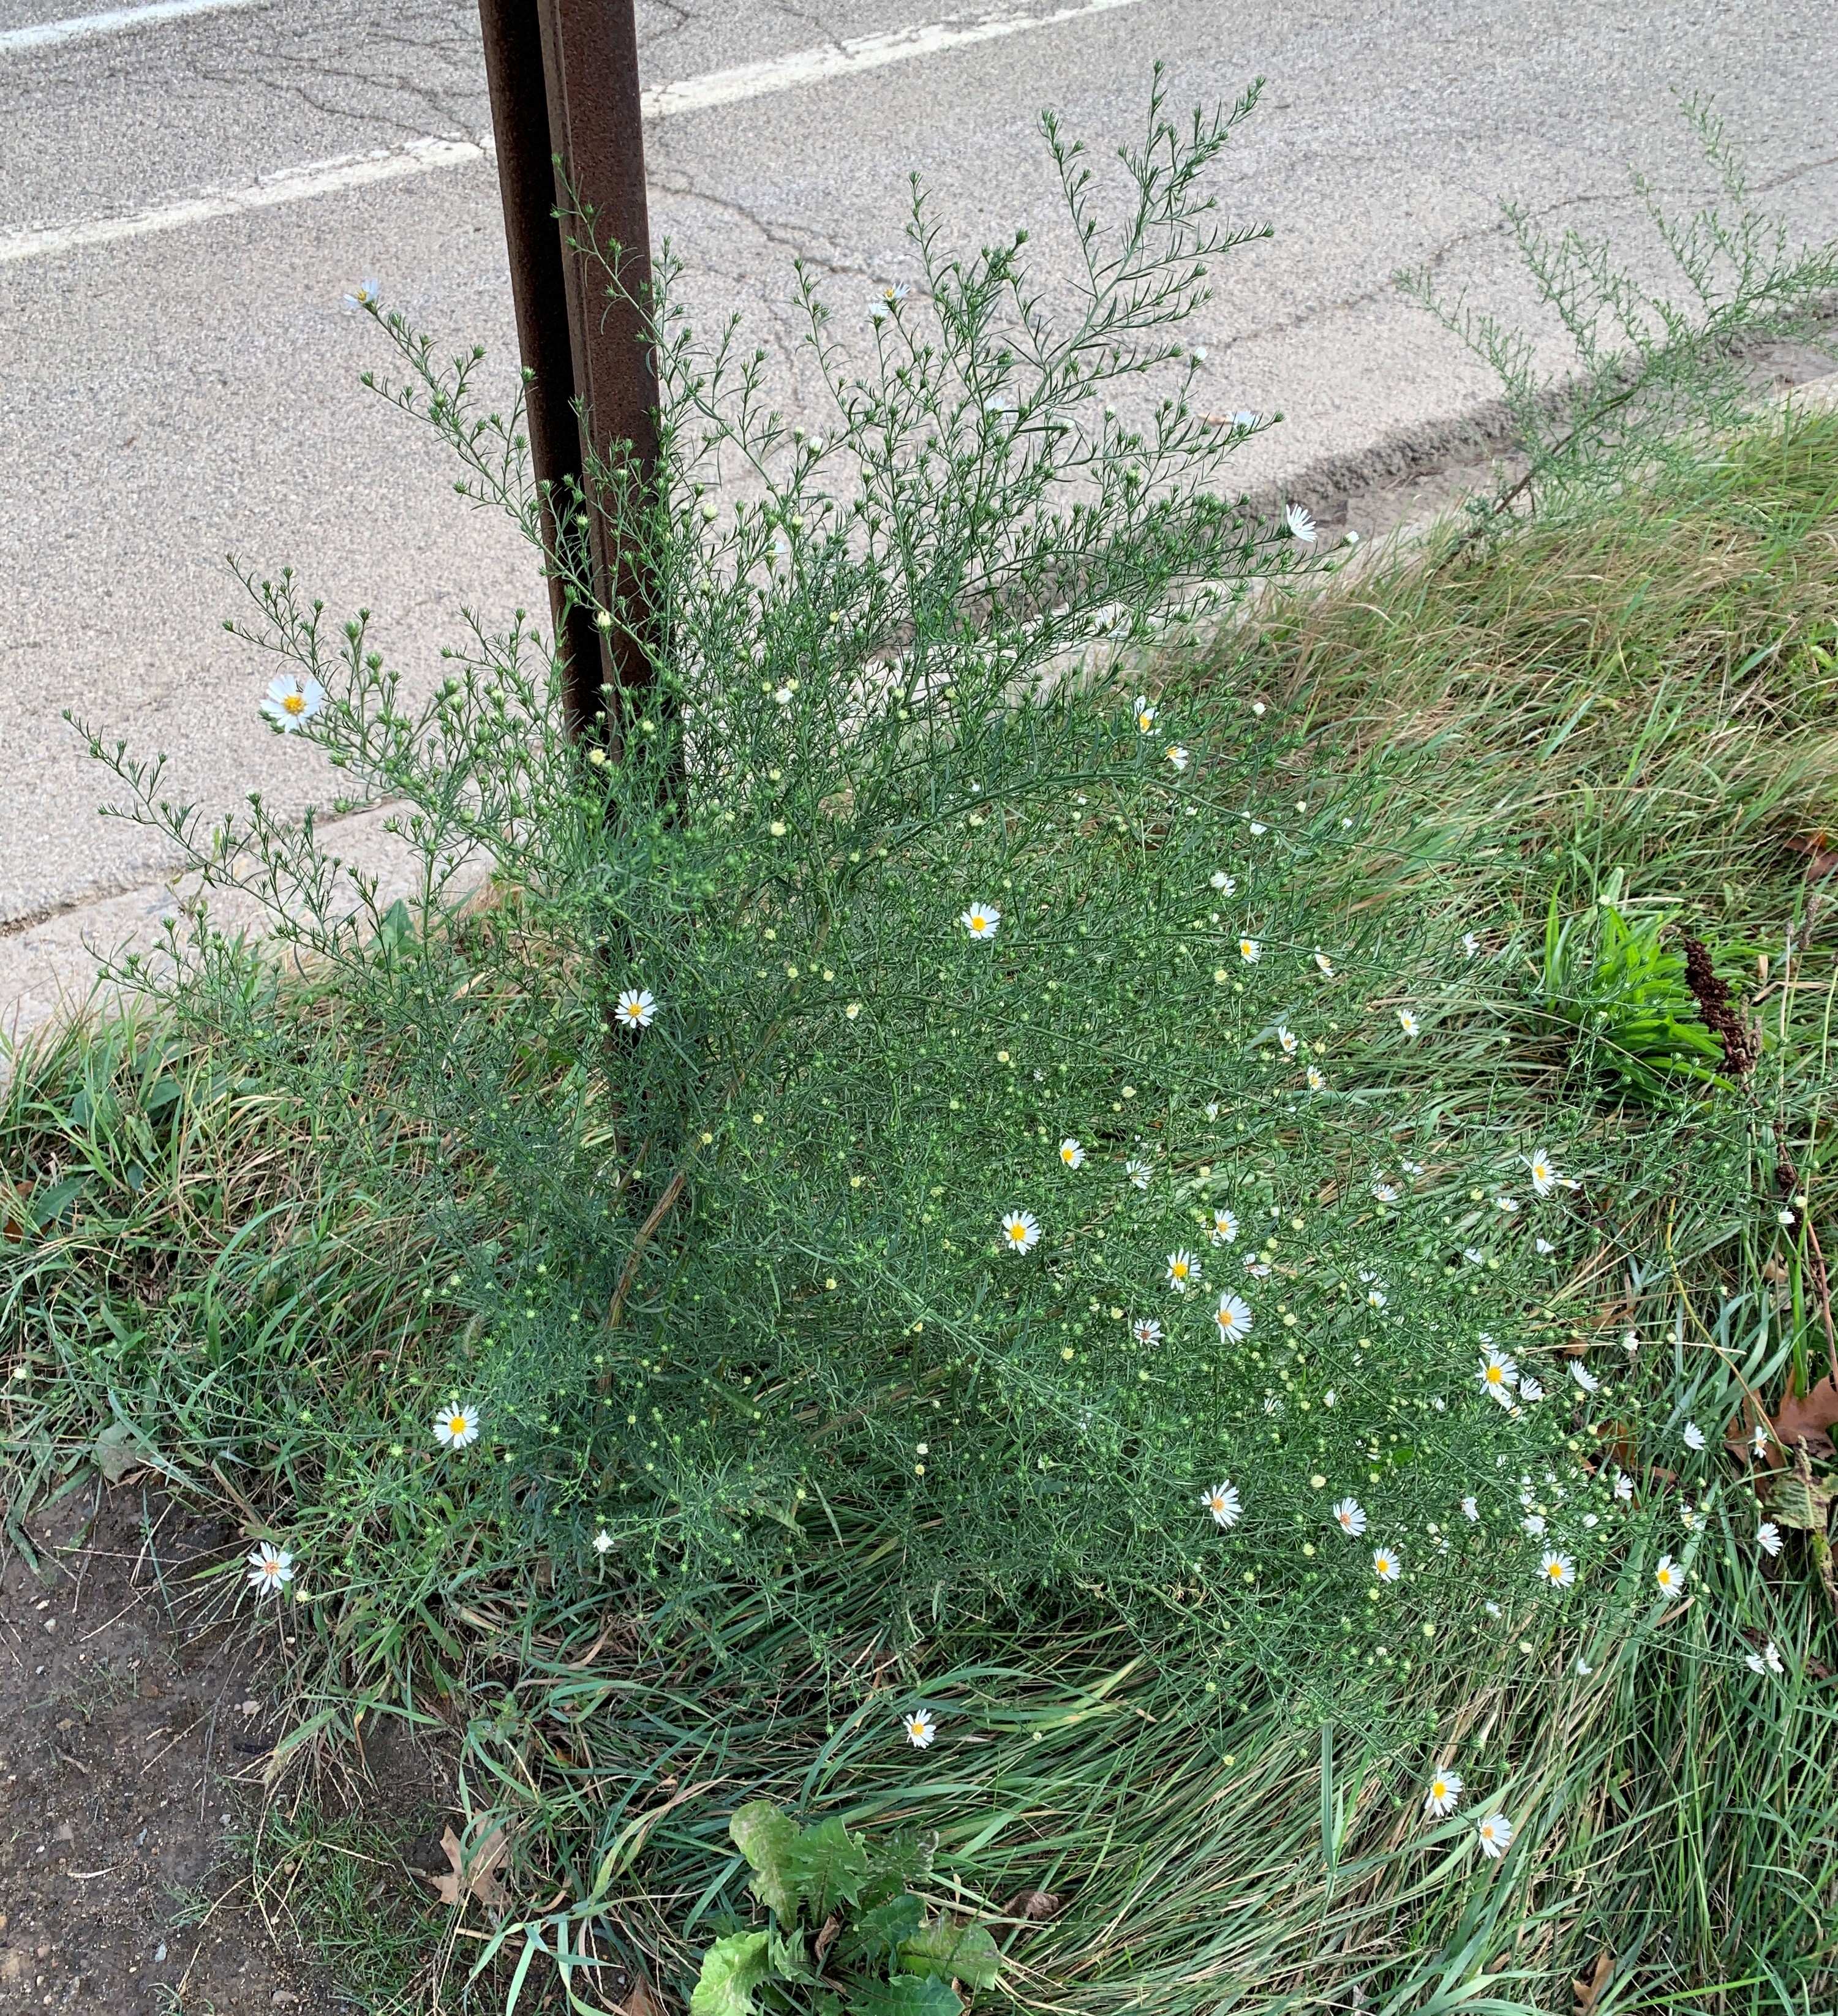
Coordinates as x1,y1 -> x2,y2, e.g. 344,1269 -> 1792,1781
1322,1388 -> 1336,1406
1001,1211 -> 1041,1255
1477,1350 -> 1519,1397
1539,1551 -> 1575,1589
1527,1149 -> 1559,1197
261,672 -> 325,731
1371,1179 -> 1400,1204
1132,1317 -> 1163,1349
1166,744 -> 1190,772
1575,1655 -> 1593,1674
434,1404 -> 481,1450
1202,1480 -> 1243,1529
1746,1641 -> 1785,1676
1135,696 -> 1158,733
1682,1422 -> 1706,1453
1518,1375 -> 1545,1404
1423,1770 -> 1463,1818
1397,1009 -> 1420,1037
1401,1159 -> 1425,1176
1277,1026 -> 1299,1056
903,1708 -> 937,1748
1522,1514 -> 1547,1536
961,903 -> 1001,940
1306,1065 -> 1327,1091
1535,1237 -> 1557,1255
1613,1470 -> 1634,1503
1757,1521 -> 1783,1557
1248,821 -> 1267,836
1166,1250 -> 1200,1293
1366,1287 -> 1387,1309
1314,951 -> 1335,976
1654,1554 -> 1682,1593
772,683 -> 795,706
1461,1496 -> 1479,1522
1464,1247 -> 1488,1266
1060,1138 -> 1086,1170
1210,1209 -> 1239,1245
1332,1497 -> 1367,1538
1125,1159 -> 1153,1190
1495,1195 -> 1520,1214
1213,1292 -> 1253,1342
1461,932 -> 1480,958
1285,502 -> 1317,544
615,988 -> 657,1031
342,277 -> 382,311
1244,1258 -> 1271,1279
1210,871 -> 1235,893
247,1542 -> 294,1593
1371,1545 -> 1402,1582
1240,938 -> 1261,963
1571,1362 -> 1600,1394
593,1528 -> 614,1555
1485,1601 -> 1502,1618
1476,1813 -> 1513,1859
1752,1422 -> 1769,1457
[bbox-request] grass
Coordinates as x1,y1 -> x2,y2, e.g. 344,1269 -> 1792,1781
7,406 -> 1838,2015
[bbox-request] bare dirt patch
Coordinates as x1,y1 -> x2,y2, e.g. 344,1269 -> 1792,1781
0,1483 -> 454,2015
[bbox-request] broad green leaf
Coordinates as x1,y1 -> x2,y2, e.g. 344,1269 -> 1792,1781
688,1932 -> 773,2016
770,1930 -> 820,1985
849,1974 -> 961,2016
862,1828 -> 936,1901
853,1892 -> 924,1963
1772,1469 -> 1834,1530
786,1816 -> 873,1922
899,1919 -> 1001,1991
731,1801 -> 800,1920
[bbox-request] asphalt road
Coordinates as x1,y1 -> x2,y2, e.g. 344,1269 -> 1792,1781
2,0 -> 1837,936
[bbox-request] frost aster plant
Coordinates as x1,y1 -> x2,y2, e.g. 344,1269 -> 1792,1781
88,75 -> 1660,1684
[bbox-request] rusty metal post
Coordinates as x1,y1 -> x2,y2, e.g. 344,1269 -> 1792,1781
478,0 -> 658,740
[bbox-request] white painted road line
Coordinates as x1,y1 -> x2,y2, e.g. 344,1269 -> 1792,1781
0,0 -> 269,57
0,135 -> 483,264
0,0 -> 1152,264
640,0 -> 1153,120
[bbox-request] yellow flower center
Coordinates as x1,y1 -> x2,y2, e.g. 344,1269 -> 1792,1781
450,1416 -> 467,1435
282,691 -> 305,715
1485,1366 -> 1502,1384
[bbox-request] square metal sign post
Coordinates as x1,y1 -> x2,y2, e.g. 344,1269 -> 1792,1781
476,0 -> 658,740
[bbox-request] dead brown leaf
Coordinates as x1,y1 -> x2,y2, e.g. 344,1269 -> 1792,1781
1784,833 -> 1838,882
1771,1378 -> 1838,1462
813,1915 -> 841,1966
998,1890 -> 1065,1922
1572,1951 -> 1613,2016
431,1821 -> 511,1912
1,1181 -> 32,1243
620,1974 -> 669,2016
